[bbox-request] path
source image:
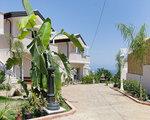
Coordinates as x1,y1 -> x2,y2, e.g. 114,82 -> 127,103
55,84 -> 150,120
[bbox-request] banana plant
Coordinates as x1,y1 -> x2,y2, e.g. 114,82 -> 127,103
10,0 -> 84,98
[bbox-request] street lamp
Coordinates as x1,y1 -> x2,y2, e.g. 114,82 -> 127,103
47,66 -> 60,110
43,53 -> 60,110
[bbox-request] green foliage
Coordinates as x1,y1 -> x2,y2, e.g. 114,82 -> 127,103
5,57 -> 20,70
62,32 -> 84,52
95,68 -> 112,82
81,73 -> 94,84
0,70 -> 5,84
0,104 -> 16,120
117,23 -> 148,63
18,80 -> 29,97
123,80 -> 148,101
38,18 -> 51,48
54,52 -> 71,78
112,76 -> 120,88
21,93 -> 47,119
0,83 -> 11,91
117,24 -> 134,43
22,0 -> 34,15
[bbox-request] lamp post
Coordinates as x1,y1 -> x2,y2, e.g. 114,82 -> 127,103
47,66 -> 60,110
43,53 -> 60,110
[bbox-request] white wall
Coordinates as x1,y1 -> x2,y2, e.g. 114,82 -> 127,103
127,73 -> 143,81
143,65 -> 150,94
127,65 -> 150,94
0,49 -> 10,64
0,13 -> 4,34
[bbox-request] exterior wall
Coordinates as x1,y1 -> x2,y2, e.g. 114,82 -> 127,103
0,13 -> 4,34
142,65 -> 150,94
57,42 -> 68,57
0,49 -> 10,64
128,53 -> 143,75
83,64 -> 90,76
55,41 -> 90,79
127,73 -> 143,81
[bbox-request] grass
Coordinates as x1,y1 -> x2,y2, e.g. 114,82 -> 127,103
0,96 -> 26,119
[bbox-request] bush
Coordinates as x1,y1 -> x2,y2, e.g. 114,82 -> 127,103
95,68 -> 112,82
112,77 -> 120,88
0,83 -> 11,91
124,80 -> 148,101
81,74 -> 94,84
0,70 -> 5,84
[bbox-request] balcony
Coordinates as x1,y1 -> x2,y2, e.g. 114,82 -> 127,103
69,53 -> 90,64
49,44 -> 58,53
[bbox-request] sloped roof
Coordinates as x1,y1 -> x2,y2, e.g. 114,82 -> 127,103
4,10 -> 54,31
52,33 -> 87,48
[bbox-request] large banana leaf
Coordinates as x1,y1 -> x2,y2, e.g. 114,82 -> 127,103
54,52 -> 71,77
5,57 -> 20,70
30,42 -> 47,75
38,18 -> 51,48
18,14 -> 36,40
62,32 -> 84,52
22,0 -> 33,15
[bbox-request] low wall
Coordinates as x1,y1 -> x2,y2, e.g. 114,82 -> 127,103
143,65 -> 150,94
126,73 -> 143,81
127,67 -> 150,94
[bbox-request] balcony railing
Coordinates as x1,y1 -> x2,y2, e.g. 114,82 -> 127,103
69,52 -> 90,64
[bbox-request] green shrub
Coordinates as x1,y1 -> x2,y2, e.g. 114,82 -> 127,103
0,83 -> 11,91
0,70 -> 5,84
112,77 -> 120,88
81,74 -> 94,84
0,84 -> 5,90
123,80 -> 148,101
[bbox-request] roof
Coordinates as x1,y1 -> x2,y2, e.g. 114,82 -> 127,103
4,10 -> 54,31
52,33 -> 87,47
4,10 -> 44,20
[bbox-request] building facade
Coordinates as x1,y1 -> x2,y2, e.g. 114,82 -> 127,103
0,11 -> 90,83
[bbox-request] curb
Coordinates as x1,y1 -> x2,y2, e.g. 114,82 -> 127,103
109,86 -> 150,106
30,100 -> 76,120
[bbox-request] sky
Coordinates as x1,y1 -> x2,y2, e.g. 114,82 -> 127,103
0,0 -> 150,71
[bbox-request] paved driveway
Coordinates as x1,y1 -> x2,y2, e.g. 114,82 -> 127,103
55,84 -> 150,120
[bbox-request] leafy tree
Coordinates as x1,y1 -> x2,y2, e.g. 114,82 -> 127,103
95,68 -> 112,82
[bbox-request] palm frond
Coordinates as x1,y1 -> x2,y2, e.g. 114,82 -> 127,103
117,23 -> 135,45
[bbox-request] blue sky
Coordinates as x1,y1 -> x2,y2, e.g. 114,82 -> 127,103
0,0 -> 150,71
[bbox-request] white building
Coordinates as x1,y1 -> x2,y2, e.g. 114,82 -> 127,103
0,10 -> 90,83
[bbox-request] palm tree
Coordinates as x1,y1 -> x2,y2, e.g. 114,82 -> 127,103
117,23 -> 149,99
115,50 -> 125,90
